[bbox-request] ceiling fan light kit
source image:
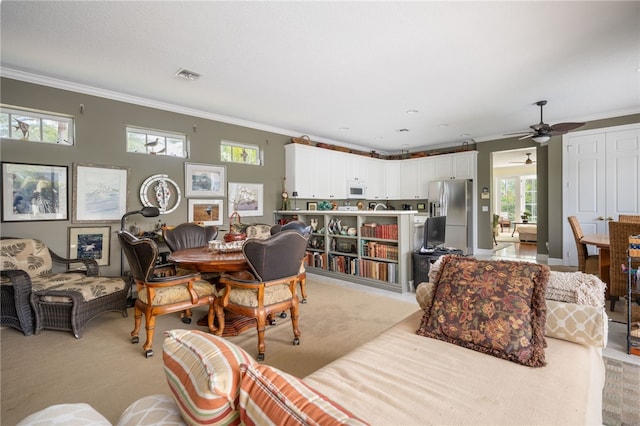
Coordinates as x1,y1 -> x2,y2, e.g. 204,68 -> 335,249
532,134 -> 551,144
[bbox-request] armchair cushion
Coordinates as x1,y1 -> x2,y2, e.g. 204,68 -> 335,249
227,283 -> 293,307
163,329 -> 256,425
137,279 -> 215,305
244,224 -> 272,240
1,238 -> 53,278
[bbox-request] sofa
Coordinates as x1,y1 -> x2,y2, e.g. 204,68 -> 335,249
18,257 -> 608,425
516,223 -> 537,242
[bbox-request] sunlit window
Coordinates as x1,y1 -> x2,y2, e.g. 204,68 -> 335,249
1,105 -> 74,145
126,126 -> 187,158
220,140 -> 262,165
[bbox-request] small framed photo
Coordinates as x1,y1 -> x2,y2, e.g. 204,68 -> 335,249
185,163 -> 226,197
2,162 -> 68,222
228,182 -> 263,217
188,199 -> 224,225
307,202 -> 318,211
68,226 -> 111,266
417,202 -> 426,211
73,163 -> 129,223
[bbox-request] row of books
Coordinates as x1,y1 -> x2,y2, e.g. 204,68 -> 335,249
305,251 -> 327,269
361,241 -> 398,260
360,223 -> 398,240
325,254 -> 397,283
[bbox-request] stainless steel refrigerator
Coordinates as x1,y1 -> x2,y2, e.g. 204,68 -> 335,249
427,179 -> 473,254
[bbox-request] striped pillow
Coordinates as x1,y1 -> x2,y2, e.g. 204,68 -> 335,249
162,329 -> 256,426
238,363 -> 369,425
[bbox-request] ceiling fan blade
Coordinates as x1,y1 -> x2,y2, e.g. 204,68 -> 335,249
518,134 -> 533,140
549,122 -> 586,133
504,131 -> 531,136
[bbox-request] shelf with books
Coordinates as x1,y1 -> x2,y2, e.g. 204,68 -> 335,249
275,210 -> 414,293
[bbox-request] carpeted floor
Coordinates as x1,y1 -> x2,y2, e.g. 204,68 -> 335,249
1,274 -> 638,425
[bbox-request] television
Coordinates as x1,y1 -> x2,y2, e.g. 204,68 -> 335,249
423,216 -> 446,250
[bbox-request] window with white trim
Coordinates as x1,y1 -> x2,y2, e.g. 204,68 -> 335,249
1,105 -> 74,145
126,126 -> 187,158
220,140 -> 262,165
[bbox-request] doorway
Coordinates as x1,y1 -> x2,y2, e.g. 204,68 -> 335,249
492,148 -> 538,259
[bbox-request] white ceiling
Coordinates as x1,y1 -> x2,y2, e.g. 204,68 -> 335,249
1,1 -> 638,155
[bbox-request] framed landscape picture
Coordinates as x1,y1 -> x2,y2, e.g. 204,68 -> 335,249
228,182 -> 263,217
2,162 -> 68,222
188,199 -> 224,225
68,226 -> 111,266
185,163 -> 226,197
73,163 -> 129,223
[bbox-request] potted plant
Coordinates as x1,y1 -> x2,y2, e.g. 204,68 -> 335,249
520,210 -> 531,223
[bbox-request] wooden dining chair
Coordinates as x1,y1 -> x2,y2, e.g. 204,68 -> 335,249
619,215 -> 640,223
215,230 -> 308,360
118,231 -> 217,358
567,216 -> 599,276
608,221 -> 640,311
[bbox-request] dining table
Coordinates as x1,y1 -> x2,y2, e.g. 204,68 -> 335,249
167,246 -> 254,336
580,233 -> 610,298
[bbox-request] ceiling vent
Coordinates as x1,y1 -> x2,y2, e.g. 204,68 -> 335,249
175,68 -> 201,81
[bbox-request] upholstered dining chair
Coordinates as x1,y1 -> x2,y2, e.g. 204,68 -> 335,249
162,222 -> 218,252
619,215 -> 640,223
608,221 -> 640,311
567,216 -> 599,276
215,230 -> 308,361
271,220 -> 312,303
118,231 -> 217,358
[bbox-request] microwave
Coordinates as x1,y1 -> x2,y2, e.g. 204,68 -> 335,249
347,180 -> 366,199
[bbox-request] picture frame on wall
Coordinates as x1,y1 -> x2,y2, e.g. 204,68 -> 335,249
307,202 -> 318,211
185,163 -> 226,197
188,199 -> 224,225
68,226 -> 111,266
2,162 -> 68,222
228,182 -> 263,217
73,163 -> 129,223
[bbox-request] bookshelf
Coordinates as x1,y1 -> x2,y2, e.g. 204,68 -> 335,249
275,210 -> 415,293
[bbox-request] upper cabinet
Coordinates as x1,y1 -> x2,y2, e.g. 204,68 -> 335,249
433,151 -> 476,180
286,144 -> 477,200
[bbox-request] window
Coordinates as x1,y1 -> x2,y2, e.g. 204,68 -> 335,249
522,176 -> 537,222
220,140 -> 262,165
126,126 -> 187,158
1,105 -> 74,145
496,175 -> 537,222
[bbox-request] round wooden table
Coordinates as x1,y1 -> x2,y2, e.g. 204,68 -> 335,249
168,246 -> 253,336
167,247 -> 248,273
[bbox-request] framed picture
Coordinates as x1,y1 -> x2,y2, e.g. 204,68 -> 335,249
185,163 -> 226,197
188,199 -> 224,225
307,202 -> 318,211
228,182 -> 263,217
73,163 -> 129,223
68,226 -> 111,266
2,162 -> 68,222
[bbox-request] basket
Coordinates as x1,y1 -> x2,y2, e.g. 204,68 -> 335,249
630,235 -> 640,257
224,212 -> 246,242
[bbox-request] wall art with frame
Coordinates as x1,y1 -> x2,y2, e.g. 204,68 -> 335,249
188,199 -> 224,226
185,163 -> 226,197
228,182 -> 263,217
68,226 -> 111,266
2,162 -> 68,222
73,163 -> 129,223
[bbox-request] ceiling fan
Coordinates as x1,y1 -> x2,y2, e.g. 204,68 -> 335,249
509,152 -> 535,165
506,100 -> 586,145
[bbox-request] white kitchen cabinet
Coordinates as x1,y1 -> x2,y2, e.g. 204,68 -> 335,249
285,143 -> 346,199
433,152 -> 476,180
384,161 -> 402,199
364,157 -> 385,200
416,156 -> 435,198
400,159 -> 420,199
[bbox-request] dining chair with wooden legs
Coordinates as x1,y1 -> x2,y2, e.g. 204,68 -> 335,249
568,216 -> 599,275
619,215 -> 640,223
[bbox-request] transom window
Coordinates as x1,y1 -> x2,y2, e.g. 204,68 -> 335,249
126,126 -> 187,158
0,105 -> 74,145
220,140 -> 262,165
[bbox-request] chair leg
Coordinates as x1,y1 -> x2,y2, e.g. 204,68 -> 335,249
142,313 -> 157,358
213,301 -> 225,336
290,301 -> 301,346
130,305 -> 142,344
181,309 -> 192,324
610,296 -> 619,312
256,313 -> 267,361
206,297 -> 216,334
299,275 -> 307,304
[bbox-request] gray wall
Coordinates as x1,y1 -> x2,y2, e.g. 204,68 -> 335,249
1,78 -> 290,276
476,113 -> 640,260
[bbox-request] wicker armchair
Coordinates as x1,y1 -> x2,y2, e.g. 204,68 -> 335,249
619,215 -> 640,223
567,216 -> 599,276
608,221 -> 640,311
1,238 -> 129,338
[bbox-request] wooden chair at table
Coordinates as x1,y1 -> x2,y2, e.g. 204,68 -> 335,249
215,230 -> 308,361
608,221 -> 640,312
118,231 -> 217,358
270,220 -> 312,303
567,216 -> 599,276
619,215 -> 640,223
